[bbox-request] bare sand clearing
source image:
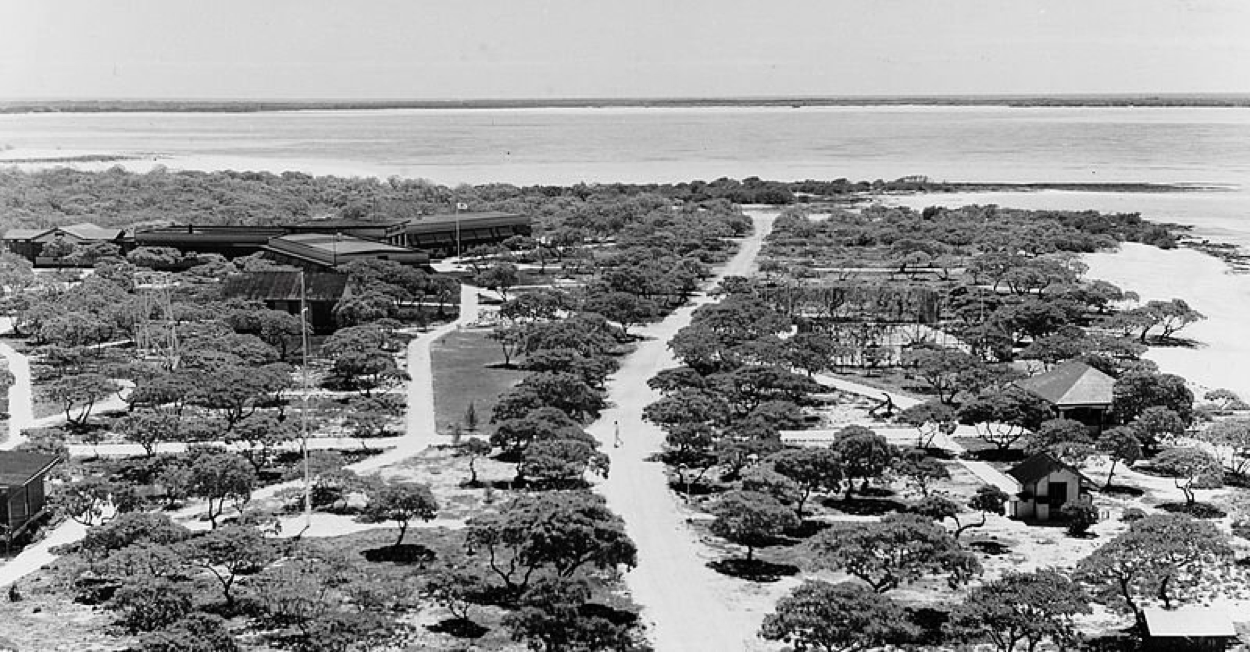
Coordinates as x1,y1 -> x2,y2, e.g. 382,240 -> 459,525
1084,243 -> 1250,400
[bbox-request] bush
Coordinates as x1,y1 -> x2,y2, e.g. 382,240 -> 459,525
1061,501 -> 1099,536
109,577 -> 193,633
139,614 -> 239,652
1120,507 -> 1146,523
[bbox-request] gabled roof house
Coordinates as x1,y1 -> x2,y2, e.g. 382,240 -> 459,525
1015,360 -> 1115,431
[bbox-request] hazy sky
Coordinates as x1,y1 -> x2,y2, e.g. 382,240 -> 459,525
2,0 -> 1248,100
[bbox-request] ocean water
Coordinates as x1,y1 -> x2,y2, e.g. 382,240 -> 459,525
1,105 -> 1249,241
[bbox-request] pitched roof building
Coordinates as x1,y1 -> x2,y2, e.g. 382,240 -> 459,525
221,271 -> 349,332
263,233 -> 429,271
1143,605 -> 1239,652
1015,360 -> 1115,431
1006,452 -> 1096,522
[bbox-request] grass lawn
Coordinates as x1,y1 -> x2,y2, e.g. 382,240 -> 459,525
431,329 -> 527,437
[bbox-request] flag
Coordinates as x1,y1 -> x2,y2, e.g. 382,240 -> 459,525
456,202 -> 469,211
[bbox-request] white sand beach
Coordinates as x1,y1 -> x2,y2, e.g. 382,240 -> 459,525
1084,243 -> 1250,400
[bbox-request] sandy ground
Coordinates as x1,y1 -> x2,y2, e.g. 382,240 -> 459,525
585,209 -> 798,652
1085,243 -> 1250,401
0,283 -> 479,587
0,319 -> 34,450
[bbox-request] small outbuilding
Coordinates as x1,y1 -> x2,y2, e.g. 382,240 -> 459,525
1015,360 -> 1114,432
1006,452 -> 1095,521
221,271 -> 349,333
1142,605 -> 1239,652
0,451 -> 61,548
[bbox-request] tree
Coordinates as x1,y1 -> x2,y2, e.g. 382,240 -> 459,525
1204,388 -> 1248,412
519,439 -> 610,486
709,490 -> 799,562
811,513 -> 981,592
115,410 -> 181,457
1075,514 -> 1235,632
897,400 -> 957,449
957,387 -> 1053,451
1113,370 -> 1194,425
465,492 -> 636,595
475,262 -> 519,300
502,577 -> 638,652
489,324 -> 527,367
491,407 -> 585,455
1097,426 -> 1143,487
1152,447 -> 1223,506
760,580 -> 913,652
46,372 -> 120,425
946,569 -> 1091,652
497,372 -> 605,422
54,475 -> 121,526
226,412 -> 298,472
1025,418 -> 1096,465
361,481 -> 439,547
783,331 -> 839,378
829,426 -> 896,498
911,485 -> 1009,539
1201,417 -> 1250,475
892,449 -> 949,498
765,447 -> 843,519
900,347 -> 987,404
186,449 -> 258,529
1144,298 -> 1205,341
1129,406 -> 1187,454
460,437 -> 491,485
176,525 -> 278,609
583,290 -> 658,336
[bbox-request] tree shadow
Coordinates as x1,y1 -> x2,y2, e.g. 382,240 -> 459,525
1100,484 -> 1145,497
962,448 -> 1026,463
967,539 -> 1012,556
578,603 -> 640,627
784,519 -> 832,539
707,558 -> 800,583
426,618 -> 489,639
822,496 -> 908,516
1157,502 -> 1227,519
361,543 -> 437,565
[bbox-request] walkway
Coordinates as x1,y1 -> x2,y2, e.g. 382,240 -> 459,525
0,318 -> 34,450
0,282 -> 480,587
587,209 -> 794,652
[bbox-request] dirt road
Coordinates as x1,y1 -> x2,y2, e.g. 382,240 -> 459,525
589,209 -> 794,652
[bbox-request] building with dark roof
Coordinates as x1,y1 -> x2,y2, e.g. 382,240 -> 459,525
1015,360 -> 1114,432
263,233 -> 429,271
221,271 -> 349,332
282,218 -> 408,241
1006,452 -> 1096,522
2,222 -> 128,266
385,211 -> 531,256
0,451 -> 60,547
133,225 -> 288,259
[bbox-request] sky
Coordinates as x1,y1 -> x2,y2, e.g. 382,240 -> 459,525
2,0 -> 1249,100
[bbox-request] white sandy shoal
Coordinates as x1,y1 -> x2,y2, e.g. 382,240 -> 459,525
1084,243 -> 1250,400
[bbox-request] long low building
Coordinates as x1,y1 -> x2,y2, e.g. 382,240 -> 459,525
385,211 -> 532,256
133,225 -> 288,258
263,233 -> 430,270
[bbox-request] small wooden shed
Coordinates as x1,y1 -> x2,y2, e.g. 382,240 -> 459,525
1143,605 -> 1239,652
1006,452 -> 1095,521
0,451 -> 61,546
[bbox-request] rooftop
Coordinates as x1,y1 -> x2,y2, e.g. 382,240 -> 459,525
1007,451 -> 1094,485
3,222 -> 125,241
1143,605 -> 1237,637
0,451 -> 61,487
221,271 -> 349,302
392,211 -> 530,233
274,232 -> 417,255
1015,360 -> 1114,407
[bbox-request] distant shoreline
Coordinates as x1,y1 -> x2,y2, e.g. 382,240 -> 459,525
4,94 -> 1250,114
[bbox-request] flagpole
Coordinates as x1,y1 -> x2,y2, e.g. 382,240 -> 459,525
455,202 -> 462,259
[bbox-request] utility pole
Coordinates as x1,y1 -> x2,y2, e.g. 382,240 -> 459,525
299,270 -> 312,533
454,201 -> 464,259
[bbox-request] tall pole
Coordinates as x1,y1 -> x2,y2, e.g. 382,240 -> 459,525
300,270 -> 311,532
455,202 -> 462,259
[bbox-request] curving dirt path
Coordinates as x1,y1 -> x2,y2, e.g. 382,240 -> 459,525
588,209 -> 794,652
0,318 -> 35,450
